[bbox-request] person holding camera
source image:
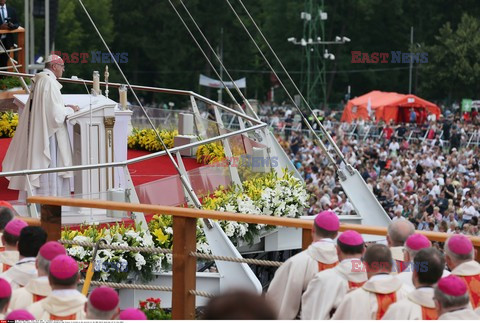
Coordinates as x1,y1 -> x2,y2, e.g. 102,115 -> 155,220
0,0 -> 19,69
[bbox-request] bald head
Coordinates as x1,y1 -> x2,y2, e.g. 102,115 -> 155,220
387,220 -> 415,247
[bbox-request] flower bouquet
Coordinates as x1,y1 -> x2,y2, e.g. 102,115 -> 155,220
139,298 -> 171,320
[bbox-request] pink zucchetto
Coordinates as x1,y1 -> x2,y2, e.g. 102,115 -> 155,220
447,234 -> 473,255
437,275 -> 468,297
49,255 -> 79,280
0,278 -> 12,298
119,308 -> 147,320
39,241 -> 67,261
405,233 -> 431,250
4,219 -> 27,236
314,211 -> 340,231
338,230 -> 364,246
5,310 -> 35,320
89,286 -> 119,311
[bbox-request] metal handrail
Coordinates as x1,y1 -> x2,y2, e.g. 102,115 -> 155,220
0,122 -> 266,178
0,71 -> 261,125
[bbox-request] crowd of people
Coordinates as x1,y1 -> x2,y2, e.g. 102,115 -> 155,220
272,112 -> 480,240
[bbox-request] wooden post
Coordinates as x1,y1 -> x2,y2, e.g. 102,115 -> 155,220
302,228 -> 312,250
172,216 -> 197,320
17,28 -> 25,73
40,204 -> 61,242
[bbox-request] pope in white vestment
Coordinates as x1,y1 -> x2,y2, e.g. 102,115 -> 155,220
2,55 -> 78,197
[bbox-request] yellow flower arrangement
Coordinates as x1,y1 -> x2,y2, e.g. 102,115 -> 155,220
196,141 -> 225,165
0,112 -> 18,138
128,128 -> 178,152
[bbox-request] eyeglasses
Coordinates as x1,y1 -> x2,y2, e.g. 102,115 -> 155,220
53,63 -> 65,70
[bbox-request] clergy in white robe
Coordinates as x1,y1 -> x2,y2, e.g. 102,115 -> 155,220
9,241 -> 66,310
386,220 -> 414,274
2,54 -> 79,198
0,278 -> 12,319
86,286 -> 120,320
332,244 -> 411,320
0,226 -> 46,290
434,275 -> 480,320
302,230 -> 367,320
382,247 -> 445,320
0,205 -> 15,252
0,218 -> 24,273
27,255 -> 86,320
266,211 -> 340,319
444,234 -> 480,309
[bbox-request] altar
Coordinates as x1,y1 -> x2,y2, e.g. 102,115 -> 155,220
13,94 -> 133,223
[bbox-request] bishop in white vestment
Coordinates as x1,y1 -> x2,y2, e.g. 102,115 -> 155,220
9,241 -> 66,310
434,275 -> 480,320
301,230 -> 367,320
332,244 -> 410,320
382,247 -> 445,320
2,55 -> 79,198
266,211 -> 340,319
27,255 -> 86,320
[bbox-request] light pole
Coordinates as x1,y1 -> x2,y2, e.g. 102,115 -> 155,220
287,0 -> 350,110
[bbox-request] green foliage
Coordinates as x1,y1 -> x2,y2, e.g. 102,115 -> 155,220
0,77 -> 29,90
52,1 -> 480,107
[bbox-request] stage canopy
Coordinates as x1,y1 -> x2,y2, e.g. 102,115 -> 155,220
341,90 -> 441,124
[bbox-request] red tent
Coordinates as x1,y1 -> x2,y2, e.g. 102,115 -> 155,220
341,90 -> 441,124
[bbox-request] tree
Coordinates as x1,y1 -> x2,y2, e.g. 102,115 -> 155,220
420,14 -> 480,101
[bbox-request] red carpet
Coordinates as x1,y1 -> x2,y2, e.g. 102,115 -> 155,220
0,137 -> 203,202
0,138 -> 18,201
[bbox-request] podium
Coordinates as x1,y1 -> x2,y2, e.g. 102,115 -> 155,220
13,94 -> 133,203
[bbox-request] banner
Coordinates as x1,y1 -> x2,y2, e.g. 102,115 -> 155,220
462,99 -> 472,112
199,74 -> 246,89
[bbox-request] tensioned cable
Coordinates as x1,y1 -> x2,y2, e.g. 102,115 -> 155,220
169,0 -> 259,122
231,0 -> 347,162
223,0 -> 338,167
227,0 -> 350,167
77,0 -> 202,208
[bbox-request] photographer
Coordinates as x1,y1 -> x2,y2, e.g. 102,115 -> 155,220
0,0 -> 19,69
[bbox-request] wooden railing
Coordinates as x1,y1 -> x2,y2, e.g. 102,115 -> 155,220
27,196 -> 480,319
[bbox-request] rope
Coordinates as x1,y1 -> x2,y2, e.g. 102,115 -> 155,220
79,280 -> 173,292
190,252 -> 282,267
59,239 -> 172,254
189,290 -> 216,298
78,280 -> 216,298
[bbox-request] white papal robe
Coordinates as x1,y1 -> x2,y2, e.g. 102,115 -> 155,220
382,286 -> 438,320
438,308 -> 480,320
451,260 -> 480,309
266,239 -> 338,319
0,250 -> 19,273
331,273 -> 411,320
9,276 -> 51,310
301,258 -> 367,320
0,257 -> 37,289
27,289 -> 87,320
2,68 -> 74,197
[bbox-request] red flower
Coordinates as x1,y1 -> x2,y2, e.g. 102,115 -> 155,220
153,298 -> 161,304
146,297 -> 154,302
139,301 -> 147,308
